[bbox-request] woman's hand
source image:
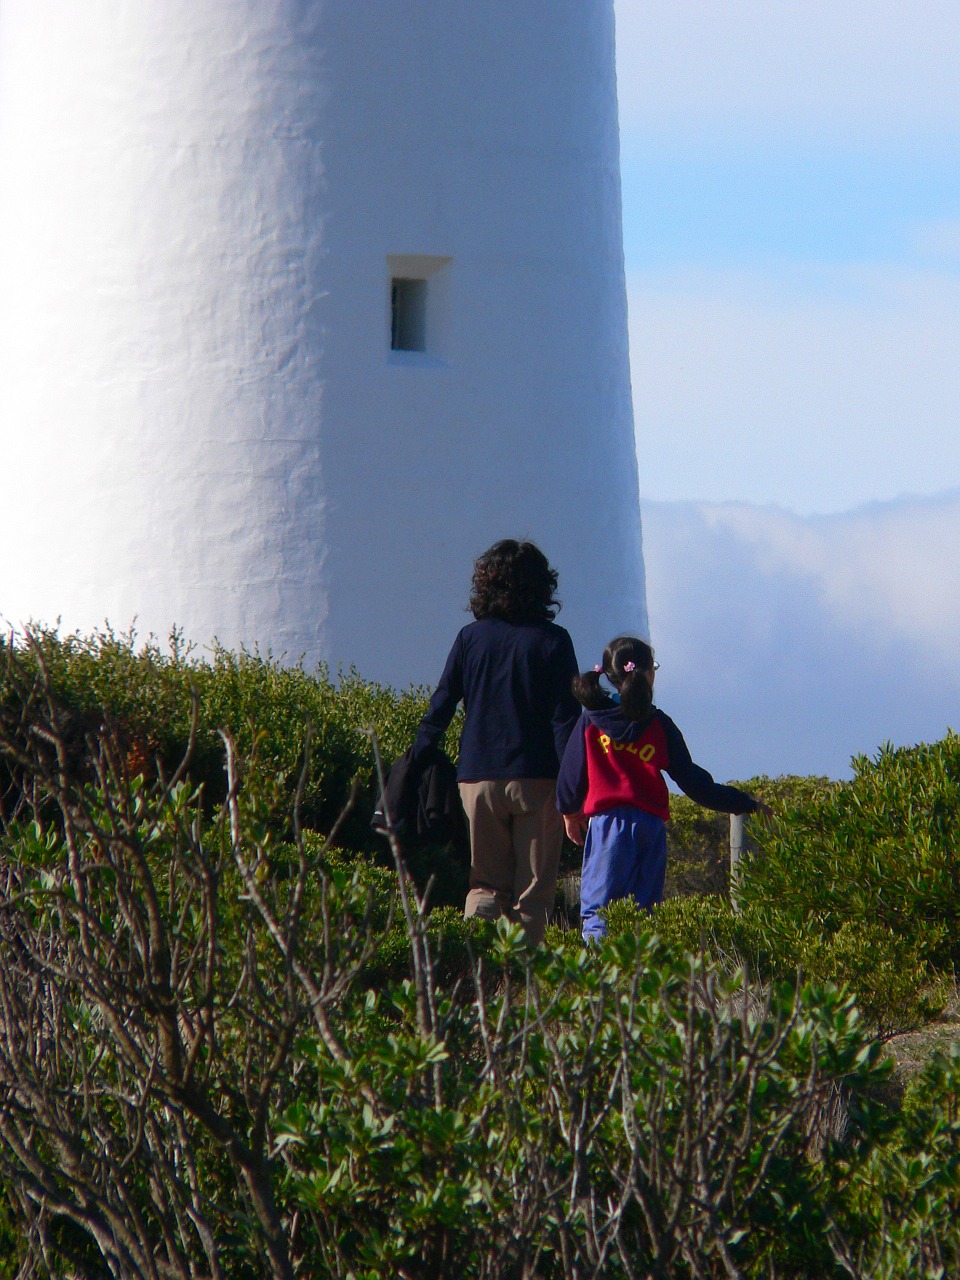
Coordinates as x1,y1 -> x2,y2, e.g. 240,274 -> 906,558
563,812 -> 588,846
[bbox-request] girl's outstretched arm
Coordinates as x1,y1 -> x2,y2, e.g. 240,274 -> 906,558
659,711 -> 763,815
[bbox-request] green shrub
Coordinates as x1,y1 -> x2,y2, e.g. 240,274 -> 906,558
0,625 -> 458,858
666,774 -> 837,897
591,882 -> 942,1041
832,1043 -> 960,1277
705,736 -> 960,1036
739,737 -> 960,971
0,1194 -> 21,1280
5,636 -> 960,1277
8,626 -> 956,1044
617,744 -> 958,1038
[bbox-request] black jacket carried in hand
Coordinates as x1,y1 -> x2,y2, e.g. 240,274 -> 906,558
372,745 -> 468,860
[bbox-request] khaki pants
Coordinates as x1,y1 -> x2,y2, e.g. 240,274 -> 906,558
458,778 -> 563,945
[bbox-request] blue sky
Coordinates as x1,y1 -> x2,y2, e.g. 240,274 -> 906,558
613,0 -> 960,776
622,142 -> 960,273
615,0 -> 960,512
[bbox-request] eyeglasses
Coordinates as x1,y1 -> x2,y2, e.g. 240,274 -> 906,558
652,661 -> 660,671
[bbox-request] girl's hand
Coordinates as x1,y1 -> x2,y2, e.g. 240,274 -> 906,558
564,812 -> 588,846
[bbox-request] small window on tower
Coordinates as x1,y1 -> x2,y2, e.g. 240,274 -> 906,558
390,277 -> 427,352
386,255 -> 452,363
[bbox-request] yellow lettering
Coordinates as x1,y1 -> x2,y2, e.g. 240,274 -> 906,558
626,743 -> 638,755
599,734 -> 611,755
638,743 -> 656,762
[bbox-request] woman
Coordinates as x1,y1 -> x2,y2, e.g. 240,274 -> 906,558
414,539 -> 580,943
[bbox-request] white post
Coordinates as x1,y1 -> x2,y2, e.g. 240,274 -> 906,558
729,813 -> 746,910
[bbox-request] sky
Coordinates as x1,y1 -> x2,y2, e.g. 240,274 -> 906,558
614,0 -> 960,778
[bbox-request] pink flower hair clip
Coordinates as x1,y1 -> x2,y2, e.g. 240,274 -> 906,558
623,661 -> 636,672
593,664 -> 602,673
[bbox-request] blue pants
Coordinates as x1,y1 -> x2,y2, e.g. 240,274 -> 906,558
580,806 -> 667,939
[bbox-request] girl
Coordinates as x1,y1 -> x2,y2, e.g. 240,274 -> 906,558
556,635 -> 768,939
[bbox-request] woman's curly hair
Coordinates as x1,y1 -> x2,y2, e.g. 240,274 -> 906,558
468,540 -> 560,624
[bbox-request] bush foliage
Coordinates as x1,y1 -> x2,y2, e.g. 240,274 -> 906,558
0,625 -> 470,907
0,623 -> 446,831
1,629 -> 959,1277
649,736 -> 960,1038
739,735 -> 960,974
664,774 -> 838,898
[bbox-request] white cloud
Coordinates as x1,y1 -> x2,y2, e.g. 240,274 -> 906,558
614,0 -> 960,142
630,264 -> 960,512
642,490 -> 960,780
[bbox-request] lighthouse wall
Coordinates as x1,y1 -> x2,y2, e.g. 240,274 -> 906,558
0,1 -> 646,686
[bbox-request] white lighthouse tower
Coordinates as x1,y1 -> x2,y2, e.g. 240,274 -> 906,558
0,2 -> 646,685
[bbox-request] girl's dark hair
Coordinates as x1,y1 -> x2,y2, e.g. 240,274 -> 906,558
572,635 -> 655,723
468,539 -> 560,624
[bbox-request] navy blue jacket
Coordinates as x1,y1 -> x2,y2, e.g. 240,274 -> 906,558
557,700 -> 760,820
414,618 -> 580,782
